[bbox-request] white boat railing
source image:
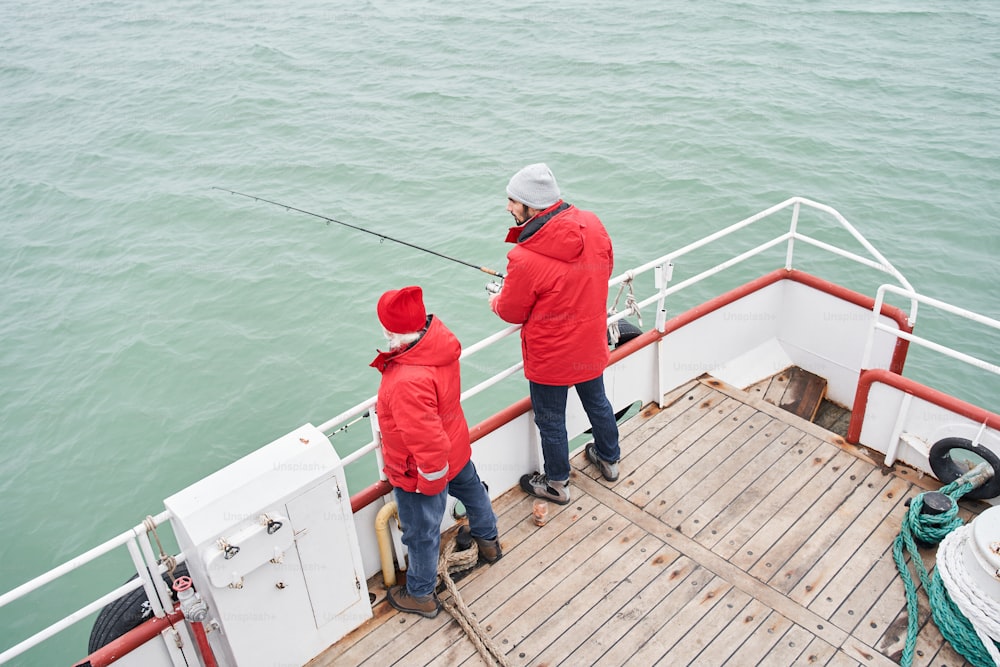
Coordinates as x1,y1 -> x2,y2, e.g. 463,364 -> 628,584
0,197 -> 943,665
0,512 -> 181,665
863,284 -> 1000,376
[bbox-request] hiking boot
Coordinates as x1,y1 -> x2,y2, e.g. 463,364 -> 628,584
457,525 -> 503,564
586,442 -> 619,482
386,585 -> 441,619
519,472 -> 571,505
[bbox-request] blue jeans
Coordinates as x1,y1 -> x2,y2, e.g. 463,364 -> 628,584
529,375 -> 620,482
393,459 -> 497,597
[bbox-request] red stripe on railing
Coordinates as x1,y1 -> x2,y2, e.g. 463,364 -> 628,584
349,480 -> 393,513
72,608 -> 185,667
469,397 -> 533,444
847,368 -> 1000,444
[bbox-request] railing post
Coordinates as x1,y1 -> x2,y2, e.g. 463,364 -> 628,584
785,199 -> 801,270
126,538 -> 167,618
654,262 -> 673,333
654,262 -> 674,407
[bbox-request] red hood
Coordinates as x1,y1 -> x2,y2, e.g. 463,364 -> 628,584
369,316 -> 460,373
504,202 -> 584,263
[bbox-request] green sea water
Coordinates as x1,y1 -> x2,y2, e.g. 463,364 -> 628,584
1,1 -> 999,663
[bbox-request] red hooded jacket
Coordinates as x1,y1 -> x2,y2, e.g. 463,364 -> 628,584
491,201 -> 614,385
370,315 -> 470,495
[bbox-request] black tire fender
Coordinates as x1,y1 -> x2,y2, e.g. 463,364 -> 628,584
87,563 -> 191,653
928,436 -> 1000,501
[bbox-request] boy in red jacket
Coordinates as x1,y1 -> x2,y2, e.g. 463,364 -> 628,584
371,286 -> 500,618
489,163 -> 621,505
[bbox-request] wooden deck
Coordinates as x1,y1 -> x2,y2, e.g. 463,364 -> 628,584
315,376 -> 981,667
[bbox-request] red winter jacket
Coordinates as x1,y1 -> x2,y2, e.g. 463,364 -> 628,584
491,200 -> 614,385
370,315 -> 470,495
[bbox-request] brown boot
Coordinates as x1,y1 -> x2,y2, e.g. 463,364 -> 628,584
457,525 -> 503,564
386,586 -> 441,619
474,536 -> 503,564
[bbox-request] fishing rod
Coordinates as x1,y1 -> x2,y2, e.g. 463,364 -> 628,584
213,187 -> 505,279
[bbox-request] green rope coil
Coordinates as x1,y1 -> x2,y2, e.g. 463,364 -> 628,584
893,466 -> 999,667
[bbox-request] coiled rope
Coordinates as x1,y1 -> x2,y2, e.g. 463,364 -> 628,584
893,462 -> 999,667
608,272 -> 641,346
437,536 -> 511,667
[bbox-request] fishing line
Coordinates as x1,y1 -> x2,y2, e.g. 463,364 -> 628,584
213,187 -> 505,279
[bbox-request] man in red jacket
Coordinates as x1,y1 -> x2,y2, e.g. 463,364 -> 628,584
489,163 -> 621,505
371,286 -> 501,618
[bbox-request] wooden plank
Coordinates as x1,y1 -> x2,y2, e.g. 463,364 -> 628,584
807,480 -> 911,619
594,570 -> 726,666
851,572 -> 913,652
696,427 -> 820,551
634,399 -> 756,512
688,597 -> 776,665
720,447 -> 857,567
678,422 -> 790,547
518,537 -> 679,666
825,647 -> 865,667
780,366 -> 828,422
921,633 -> 975,667
456,494 -> 608,609
398,496 -> 615,666
763,369 -> 792,408
619,387 -> 735,501
620,378 -> 704,438
483,518 -> 646,651
839,634 -> 902,667
652,585 -> 755,665
618,381 -> 716,454
678,418 -> 793,541
732,610 -> 796,663
763,623 -> 829,665
741,457 -> 879,586
791,474 -> 912,609
450,527 -> 660,667
828,541 -> 899,636
346,605 -> 455,667
646,404 -> 768,521
797,636 -> 840,665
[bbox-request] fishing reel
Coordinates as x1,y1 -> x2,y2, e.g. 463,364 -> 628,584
485,281 -> 502,296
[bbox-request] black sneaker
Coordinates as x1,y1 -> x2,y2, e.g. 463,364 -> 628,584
519,472 -> 571,505
585,442 -> 620,482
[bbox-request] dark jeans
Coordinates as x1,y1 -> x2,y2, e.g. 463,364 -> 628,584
529,374 -> 620,482
393,459 -> 497,597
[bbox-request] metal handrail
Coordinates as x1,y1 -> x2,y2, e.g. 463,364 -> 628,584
862,284 -> 1000,376
0,511 -> 176,664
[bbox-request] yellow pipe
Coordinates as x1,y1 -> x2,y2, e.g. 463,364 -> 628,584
374,501 -> 399,587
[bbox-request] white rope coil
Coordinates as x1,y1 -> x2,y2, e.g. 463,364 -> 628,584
936,523 -> 1000,666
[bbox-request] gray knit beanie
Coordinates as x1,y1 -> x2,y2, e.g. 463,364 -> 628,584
506,163 -> 561,210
